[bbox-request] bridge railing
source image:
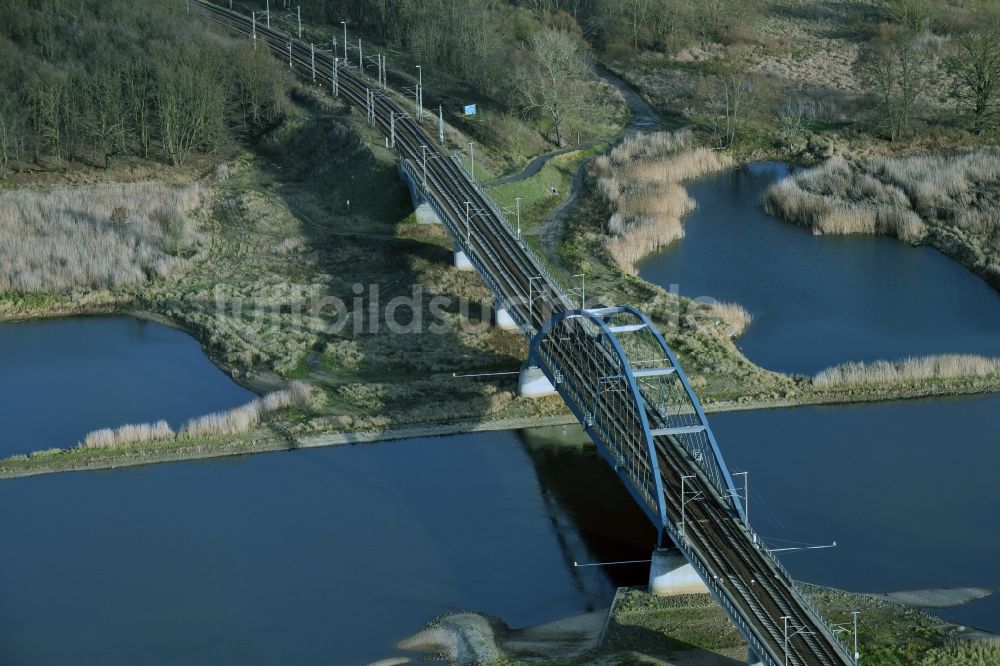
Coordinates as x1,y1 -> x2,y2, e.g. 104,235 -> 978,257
745,524 -> 855,659
663,509 -> 781,665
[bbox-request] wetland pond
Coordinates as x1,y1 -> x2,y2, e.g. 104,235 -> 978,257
0,316 -> 255,457
638,162 -> 1000,375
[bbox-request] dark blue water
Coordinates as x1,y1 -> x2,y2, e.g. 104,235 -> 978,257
711,395 -> 1000,634
0,317 -> 255,457
0,431 -> 627,665
638,163 -> 1000,374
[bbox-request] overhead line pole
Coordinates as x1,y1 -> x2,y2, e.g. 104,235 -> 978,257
732,470 -> 749,525
415,65 -> 422,120
341,21 -> 347,64
468,141 -> 475,182
515,197 -> 521,238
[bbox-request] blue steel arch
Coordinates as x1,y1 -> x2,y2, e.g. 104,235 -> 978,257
528,305 -> 745,544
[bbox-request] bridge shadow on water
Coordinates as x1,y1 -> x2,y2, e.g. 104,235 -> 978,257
516,426 -> 655,591
516,427 -> 751,663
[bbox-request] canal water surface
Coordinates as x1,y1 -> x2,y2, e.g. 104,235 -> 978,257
0,431 -> 638,665
1,410 -> 999,665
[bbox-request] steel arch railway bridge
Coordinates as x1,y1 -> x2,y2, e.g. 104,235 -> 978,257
194,3 -> 855,663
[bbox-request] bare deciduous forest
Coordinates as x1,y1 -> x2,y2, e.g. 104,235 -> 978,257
0,0 -> 284,173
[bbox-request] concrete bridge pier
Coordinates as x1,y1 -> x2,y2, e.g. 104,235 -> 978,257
491,305 -> 519,332
397,162 -> 442,225
518,364 -> 557,398
453,243 -> 474,271
648,547 -> 709,596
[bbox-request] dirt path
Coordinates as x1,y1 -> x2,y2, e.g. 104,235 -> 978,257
596,64 -> 664,133
535,66 -> 666,273
487,141 -> 601,187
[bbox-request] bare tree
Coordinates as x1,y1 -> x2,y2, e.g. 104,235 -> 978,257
156,47 -> 227,167
23,68 -> 65,161
854,32 -> 935,141
945,31 -> 1000,134
683,0 -> 752,47
82,67 -> 126,168
0,102 -> 13,176
611,0 -> 656,51
230,45 -> 283,135
711,73 -> 757,147
886,0 -> 937,33
122,61 -> 155,158
518,29 -> 595,147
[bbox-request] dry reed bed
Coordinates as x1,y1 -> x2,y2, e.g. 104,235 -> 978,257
762,151 -> 1000,258
920,638 -> 1000,665
0,182 -> 206,294
813,354 -> 1000,390
594,130 -> 732,273
81,420 -> 175,449
80,381 -> 316,449
704,301 -> 754,337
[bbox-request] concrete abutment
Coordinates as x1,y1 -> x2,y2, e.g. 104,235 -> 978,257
518,365 -> 557,398
397,162 -> 442,225
648,547 -> 709,597
453,243 -> 474,271
491,306 -> 519,332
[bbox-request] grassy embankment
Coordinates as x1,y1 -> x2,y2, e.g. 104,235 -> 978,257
541,0 -> 1000,407
10,93 -> 1000,478
0,0 -> 639,476
397,585 -> 997,665
595,586 -> 997,666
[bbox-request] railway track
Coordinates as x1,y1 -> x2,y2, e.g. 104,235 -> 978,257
194,4 -> 854,663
